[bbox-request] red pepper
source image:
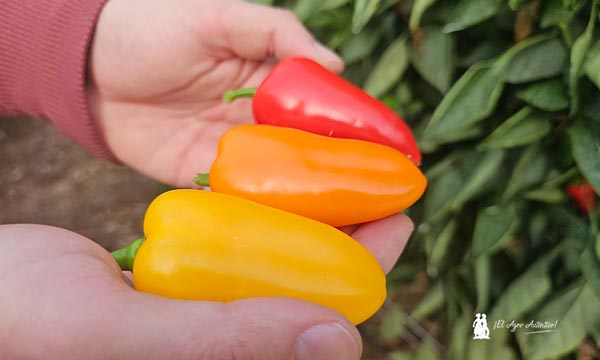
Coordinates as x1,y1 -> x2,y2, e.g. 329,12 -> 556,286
223,57 -> 422,166
566,181 -> 596,214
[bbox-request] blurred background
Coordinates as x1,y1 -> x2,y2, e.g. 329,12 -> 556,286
2,0 -> 600,358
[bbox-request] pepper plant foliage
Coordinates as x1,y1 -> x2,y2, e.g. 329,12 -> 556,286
260,0 -> 600,358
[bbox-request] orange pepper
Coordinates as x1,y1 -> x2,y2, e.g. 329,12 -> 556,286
196,125 -> 427,227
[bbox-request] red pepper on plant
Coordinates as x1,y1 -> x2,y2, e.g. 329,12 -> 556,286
566,181 -> 596,214
223,57 -> 422,166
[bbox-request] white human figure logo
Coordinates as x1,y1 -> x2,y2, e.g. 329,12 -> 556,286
473,313 -> 490,340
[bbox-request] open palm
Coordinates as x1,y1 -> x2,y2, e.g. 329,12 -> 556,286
88,0 -> 343,187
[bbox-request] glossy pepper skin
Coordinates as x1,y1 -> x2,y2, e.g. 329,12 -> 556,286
566,181 -> 596,214
201,125 -> 427,227
133,189 -> 387,325
226,57 -> 422,165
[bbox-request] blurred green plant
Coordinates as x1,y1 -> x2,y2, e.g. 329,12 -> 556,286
257,0 -> 600,358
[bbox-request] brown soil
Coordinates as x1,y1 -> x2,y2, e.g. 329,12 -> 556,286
0,117 -> 168,250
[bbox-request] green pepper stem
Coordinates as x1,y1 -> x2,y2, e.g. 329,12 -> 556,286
223,88 -> 257,103
111,238 -> 144,271
194,173 -> 211,187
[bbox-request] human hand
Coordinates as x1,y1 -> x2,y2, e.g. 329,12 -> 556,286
0,217 -> 411,359
85,6 -> 416,354
88,0 -> 344,187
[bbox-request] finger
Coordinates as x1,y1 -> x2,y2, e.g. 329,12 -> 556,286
349,213 -> 414,274
214,1 -> 344,73
338,224 -> 360,235
121,271 -> 134,288
105,293 -> 362,360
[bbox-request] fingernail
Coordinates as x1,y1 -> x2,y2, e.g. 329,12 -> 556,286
313,42 -> 344,70
295,322 -> 361,360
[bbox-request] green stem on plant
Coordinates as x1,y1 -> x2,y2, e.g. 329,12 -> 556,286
223,88 -> 257,103
559,23 -> 573,47
194,173 -> 210,187
111,238 -> 145,271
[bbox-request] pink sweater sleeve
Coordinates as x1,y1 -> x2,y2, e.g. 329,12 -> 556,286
0,0 -> 116,161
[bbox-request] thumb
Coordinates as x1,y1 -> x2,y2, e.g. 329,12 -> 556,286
214,1 -> 344,73
109,293 -> 362,360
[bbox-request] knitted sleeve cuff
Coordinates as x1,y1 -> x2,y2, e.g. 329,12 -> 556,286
0,0 -> 117,161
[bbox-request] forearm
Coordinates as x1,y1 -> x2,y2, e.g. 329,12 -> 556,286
0,0 -> 115,160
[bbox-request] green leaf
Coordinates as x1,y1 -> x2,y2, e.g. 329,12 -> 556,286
585,39 -> 600,90
524,186 -> 568,203
449,316 -> 470,360
447,275 -> 476,320
415,338 -> 440,360
582,86 -> 600,120
460,40 -> 508,68
563,245 -> 584,276
509,0 -> 530,10
351,0 -> 381,34
490,246 -> 560,320
422,166 -> 463,224
363,36 -> 409,97
293,0 -> 349,21
422,62 -> 504,145
528,211 -> 549,248
443,0 -> 502,33
472,203 -> 520,257
596,233 -> 600,271
569,2 -> 597,114
580,232 -> 600,301
467,328 -> 515,360
423,150 -> 463,180
569,117 -> 600,195
395,81 -> 414,106
409,0 -> 437,30
340,26 -> 382,64
495,36 -> 568,84
379,304 -> 406,342
386,262 -> 419,285
515,78 -> 569,111
451,150 -> 506,210
475,255 -> 491,311
540,0 -> 576,28
410,26 -> 456,93
502,143 -> 549,200
518,282 -> 600,360
411,281 -> 445,320
420,127 -> 485,152
388,351 -> 413,360
539,167 -> 579,189
428,218 -> 459,274
477,107 -> 553,150
562,204 -> 593,243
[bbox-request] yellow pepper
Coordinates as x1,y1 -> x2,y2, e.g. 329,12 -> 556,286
113,189 -> 387,325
